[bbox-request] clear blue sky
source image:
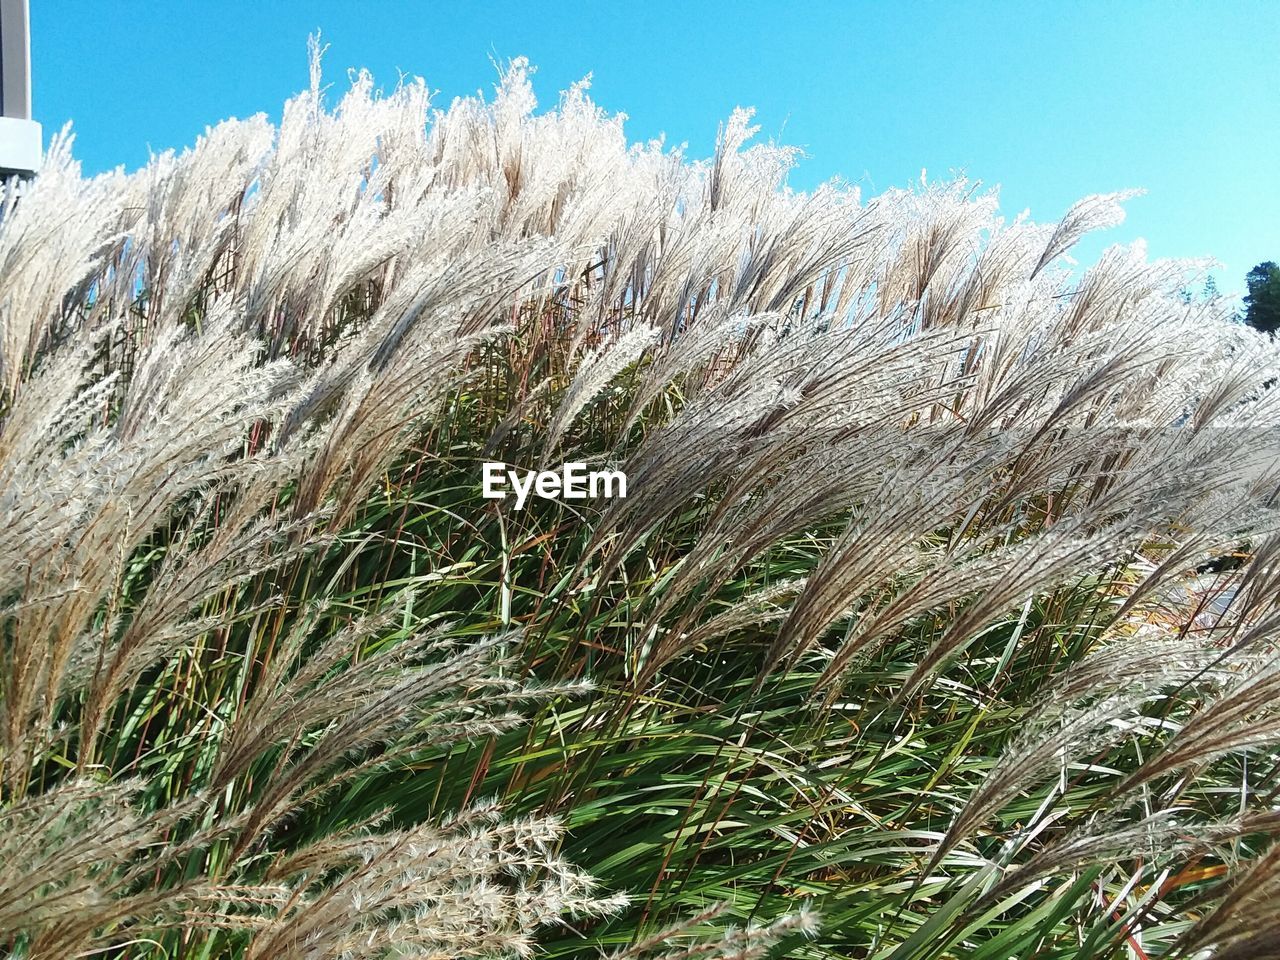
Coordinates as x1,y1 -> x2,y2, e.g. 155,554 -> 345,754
31,1 -> 1279,298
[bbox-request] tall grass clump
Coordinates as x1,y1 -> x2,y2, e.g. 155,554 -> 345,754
4,46 -> 1280,959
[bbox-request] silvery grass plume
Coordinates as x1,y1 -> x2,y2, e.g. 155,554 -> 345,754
5,40 -> 1280,959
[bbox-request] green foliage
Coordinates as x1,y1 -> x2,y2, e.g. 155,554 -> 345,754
1244,261 -> 1280,334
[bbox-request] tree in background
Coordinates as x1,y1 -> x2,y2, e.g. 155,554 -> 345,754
1244,261 -> 1280,333
1178,274 -> 1220,305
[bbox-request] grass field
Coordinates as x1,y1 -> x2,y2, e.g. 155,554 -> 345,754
3,53 -> 1280,959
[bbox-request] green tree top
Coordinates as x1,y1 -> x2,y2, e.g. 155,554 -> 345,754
1244,261 -> 1280,334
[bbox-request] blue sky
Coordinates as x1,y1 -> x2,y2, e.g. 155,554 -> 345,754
31,1 -> 1279,298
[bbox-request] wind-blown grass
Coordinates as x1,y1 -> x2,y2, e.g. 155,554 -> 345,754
3,47 -> 1280,959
